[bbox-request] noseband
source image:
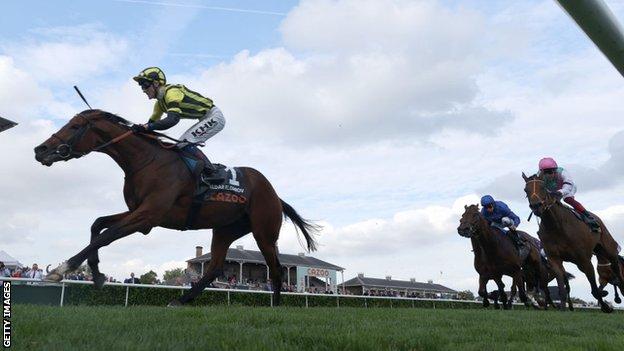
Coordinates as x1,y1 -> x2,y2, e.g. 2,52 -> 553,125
50,114 -> 133,159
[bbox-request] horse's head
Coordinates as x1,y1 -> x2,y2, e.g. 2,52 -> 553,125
34,110 -> 130,166
457,204 -> 482,238
522,172 -> 555,216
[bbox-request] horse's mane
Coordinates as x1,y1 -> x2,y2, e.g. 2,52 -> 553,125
83,109 -> 176,148
101,111 -> 133,127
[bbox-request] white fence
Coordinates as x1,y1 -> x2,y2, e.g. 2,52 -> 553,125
1,277 -> 484,309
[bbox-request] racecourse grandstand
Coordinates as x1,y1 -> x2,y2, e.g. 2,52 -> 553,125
187,245 -> 345,293
343,273 -> 458,299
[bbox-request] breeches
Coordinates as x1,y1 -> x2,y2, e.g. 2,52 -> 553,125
563,196 -> 586,213
180,106 -> 225,144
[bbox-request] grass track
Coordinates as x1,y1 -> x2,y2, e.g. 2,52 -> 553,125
12,304 -> 623,351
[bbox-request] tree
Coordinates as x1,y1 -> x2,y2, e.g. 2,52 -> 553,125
163,268 -> 185,285
140,270 -> 158,284
457,290 -> 475,301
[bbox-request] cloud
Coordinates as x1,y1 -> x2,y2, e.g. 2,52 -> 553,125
3,24 -> 128,84
170,0 -> 514,146
479,129 -> 624,203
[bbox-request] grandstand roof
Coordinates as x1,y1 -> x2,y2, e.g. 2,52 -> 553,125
0,117 -> 17,133
187,247 -> 344,271
342,275 -> 457,293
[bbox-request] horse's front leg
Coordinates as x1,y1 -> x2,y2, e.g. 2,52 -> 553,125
478,276 -> 490,308
88,212 -> 131,288
46,204 -> 165,281
494,277 -> 508,309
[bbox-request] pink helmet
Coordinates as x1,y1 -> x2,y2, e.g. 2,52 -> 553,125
538,157 -> 558,170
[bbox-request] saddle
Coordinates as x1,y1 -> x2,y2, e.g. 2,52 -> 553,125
492,225 -> 530,262
561,204 -> 601,234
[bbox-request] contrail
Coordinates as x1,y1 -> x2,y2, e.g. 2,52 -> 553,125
112,0 -> 287,16
167,52 -> 230,59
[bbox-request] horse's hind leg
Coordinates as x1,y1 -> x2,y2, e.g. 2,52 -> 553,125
251,215 -> 283,306
613,284 -> 622,304
507,280 -> 517,309
548,258 -> 569,310
513,272 -> 531,308
172,228 -> 241,306
248,183 -> 284,306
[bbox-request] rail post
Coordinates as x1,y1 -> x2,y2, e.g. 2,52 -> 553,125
60,281 -> 66,307
125,286 -> 130,307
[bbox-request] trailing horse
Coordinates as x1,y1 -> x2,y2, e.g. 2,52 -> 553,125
523,173 -> 623,313
34,109 -> 320,306
597,255 -> 624,304
457,204 -> 542,309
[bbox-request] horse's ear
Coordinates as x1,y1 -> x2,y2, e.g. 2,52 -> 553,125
522,172 -> 529,182
464,204 -> 467,210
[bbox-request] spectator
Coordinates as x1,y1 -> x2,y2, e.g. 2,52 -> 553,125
124,272 -> 140,284
0,262 -> 11,277
25,264 -> 43,280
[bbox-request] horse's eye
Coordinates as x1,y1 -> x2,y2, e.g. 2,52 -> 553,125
69,125 -> 80,130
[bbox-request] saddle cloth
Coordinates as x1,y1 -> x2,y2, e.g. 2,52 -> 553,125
199,164 -> 250,205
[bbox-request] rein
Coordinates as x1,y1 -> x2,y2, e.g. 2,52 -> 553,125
50,113 -> 196,158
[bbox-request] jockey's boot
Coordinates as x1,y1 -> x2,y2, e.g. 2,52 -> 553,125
582,211 -> 601,233
180,145 -> 221,183
509,230 -> 529,260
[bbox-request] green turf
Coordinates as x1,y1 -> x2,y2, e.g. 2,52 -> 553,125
11,304 -> 623,351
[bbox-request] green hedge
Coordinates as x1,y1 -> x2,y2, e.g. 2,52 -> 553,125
64,285 -> 126,306
19,284 -> 490,309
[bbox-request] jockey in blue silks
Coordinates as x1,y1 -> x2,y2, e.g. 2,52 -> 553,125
480,195 -> 526,253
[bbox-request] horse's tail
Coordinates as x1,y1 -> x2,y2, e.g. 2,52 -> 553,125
280,199 -> 320,252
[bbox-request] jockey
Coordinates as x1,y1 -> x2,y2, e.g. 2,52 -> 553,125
538,157 -> 600,232
131,67 -> 225,181
480,195 -> 525,251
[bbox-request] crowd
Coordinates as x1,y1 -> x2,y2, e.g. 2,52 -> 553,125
0,262 -> 43,279
363,289 -> 449,299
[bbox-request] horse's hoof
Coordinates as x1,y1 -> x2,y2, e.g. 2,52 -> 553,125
614,296 -> 621,304
601,302 -> 614,314
44,272 -> 63,282
167,300 -> 183,308
93,273 -> 106,289
44,262 -> 69,282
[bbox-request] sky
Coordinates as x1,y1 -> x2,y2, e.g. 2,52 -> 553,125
2,0 -> 624,303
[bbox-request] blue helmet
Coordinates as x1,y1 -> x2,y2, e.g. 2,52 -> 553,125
480,195 -> 495,207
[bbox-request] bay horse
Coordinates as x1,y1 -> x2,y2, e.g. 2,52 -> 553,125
457,204 -> 540,309
597,255 -> 624,304
522,173 -> 623,313
34,109 -> 319,306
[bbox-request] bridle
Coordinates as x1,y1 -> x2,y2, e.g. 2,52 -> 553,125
459,210 -> 483,238
50,114 -> 133,159
526,179 -> 555,215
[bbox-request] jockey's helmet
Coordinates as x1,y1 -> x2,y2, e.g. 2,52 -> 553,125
133,67 -> 166,86
538,157 -> 558,171
480,195 -> 495,207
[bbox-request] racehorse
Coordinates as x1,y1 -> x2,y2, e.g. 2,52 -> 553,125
523,173 -> 623,313
34,109 -> 319,306
597,254 -> 624,304
457,204 -> 539,309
